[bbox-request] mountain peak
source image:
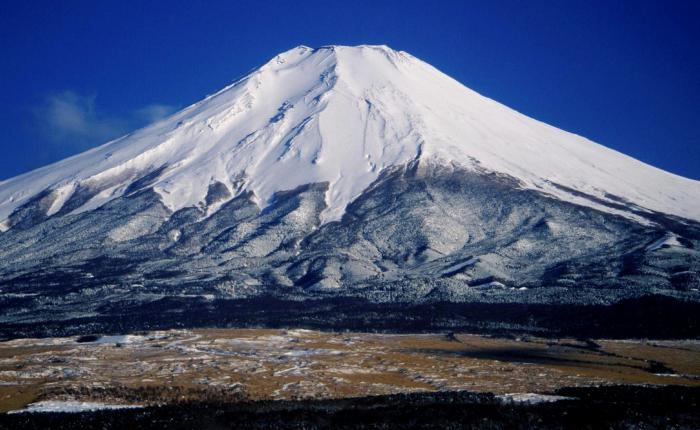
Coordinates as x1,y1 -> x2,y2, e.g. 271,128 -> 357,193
1,45 -> 699,231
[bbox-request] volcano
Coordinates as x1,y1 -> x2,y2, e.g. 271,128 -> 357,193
1,45 -> 699,337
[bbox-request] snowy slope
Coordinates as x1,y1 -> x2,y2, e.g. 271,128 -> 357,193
1,44 -> 699,230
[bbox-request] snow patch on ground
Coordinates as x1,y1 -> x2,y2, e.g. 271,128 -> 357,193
497,393 -> 574,404
7,400 -> 142,414
646,233 -> 683,252
45,183 -> 76,216
94,335 -> 147,345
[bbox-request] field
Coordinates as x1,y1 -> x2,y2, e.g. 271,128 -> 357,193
1,328 -> 698,413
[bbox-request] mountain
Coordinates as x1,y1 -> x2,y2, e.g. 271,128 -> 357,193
3,45 -> 699,227
1,45 -> 699,336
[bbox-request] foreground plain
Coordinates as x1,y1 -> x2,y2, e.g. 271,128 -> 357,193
1,329 -> 698,413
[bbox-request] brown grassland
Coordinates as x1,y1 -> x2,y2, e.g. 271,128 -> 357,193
1,329 -> 698,412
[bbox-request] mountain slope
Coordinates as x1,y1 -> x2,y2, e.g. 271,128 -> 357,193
0,45 -> 699,334
1,45 -> 699,232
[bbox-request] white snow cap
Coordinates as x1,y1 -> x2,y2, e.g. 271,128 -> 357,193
1,44 -> 699,227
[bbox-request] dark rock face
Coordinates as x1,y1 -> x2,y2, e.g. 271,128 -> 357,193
0,161 -> 699,331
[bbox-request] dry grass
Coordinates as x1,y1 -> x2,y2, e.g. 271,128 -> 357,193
1,329 -> 698,412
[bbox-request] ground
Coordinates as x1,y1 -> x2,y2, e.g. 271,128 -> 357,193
1,329 -> 698,412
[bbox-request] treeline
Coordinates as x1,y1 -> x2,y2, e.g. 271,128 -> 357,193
2,293 -> 700,340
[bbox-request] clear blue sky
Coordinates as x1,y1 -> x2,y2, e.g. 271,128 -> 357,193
1,0 -> 698,180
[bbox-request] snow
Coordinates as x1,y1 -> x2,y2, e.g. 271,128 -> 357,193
646,233 -> 683,251
1,44 -> 699,229
7,400 -> 142,414
497,393 -> 574,404
93,335 -> 146,344
45,183 -> 77,216
440,257 -> 479,276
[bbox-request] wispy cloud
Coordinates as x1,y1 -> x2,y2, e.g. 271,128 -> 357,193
135,104 -> 176,123
32,91 -> 177,150
35,91 -> 125,144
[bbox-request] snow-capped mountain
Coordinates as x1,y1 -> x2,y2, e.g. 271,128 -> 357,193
1,45 -> 698,230
0,45 -> 699,333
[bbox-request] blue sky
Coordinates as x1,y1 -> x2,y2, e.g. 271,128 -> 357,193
1,0 -> 698,180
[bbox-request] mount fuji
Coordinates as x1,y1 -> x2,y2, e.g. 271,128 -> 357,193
1,45 -> 699,337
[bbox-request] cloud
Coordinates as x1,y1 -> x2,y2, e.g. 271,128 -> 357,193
32,91 -> 176,150
35,91 -> 126,145
135,104 -> 176,123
